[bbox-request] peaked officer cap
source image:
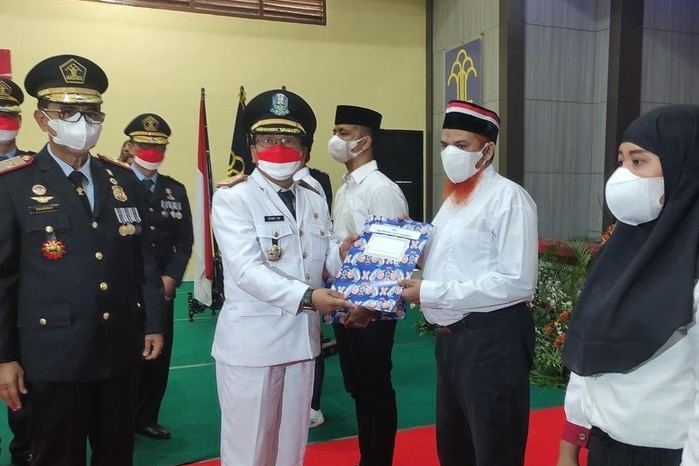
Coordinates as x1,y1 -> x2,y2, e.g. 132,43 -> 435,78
24,54 -> 108,105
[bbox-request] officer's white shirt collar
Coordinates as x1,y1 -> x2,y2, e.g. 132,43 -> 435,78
0,147 -> 17,160
130,165 -> 159,188
47,146 -> 94,186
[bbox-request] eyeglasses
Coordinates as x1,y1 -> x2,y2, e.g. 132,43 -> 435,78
255,136 -> 302,149
43,108 -> 106,124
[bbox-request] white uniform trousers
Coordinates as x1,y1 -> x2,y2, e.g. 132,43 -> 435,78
216,359 -> 314,466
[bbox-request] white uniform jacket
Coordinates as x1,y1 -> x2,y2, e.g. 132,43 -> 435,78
211,170 -> 343,367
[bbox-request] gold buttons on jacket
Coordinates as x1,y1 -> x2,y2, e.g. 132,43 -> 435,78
137,302 -> 142,309
91,221 -> 98,229
95,252 -> 103,260
39,318 -> 47,326
150,226 -> 156,231
99,282 -> 109,291
45,225 -> 54,234
149,207 -> 155,212
102,312 -> 111,321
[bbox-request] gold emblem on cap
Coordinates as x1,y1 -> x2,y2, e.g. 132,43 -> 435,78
267,244 -> 283,261
59,58 -> 87,85
112,185 -> 128,202
32,184 -> 47,195
142,115 -> 159,132
270,93 -> 290,116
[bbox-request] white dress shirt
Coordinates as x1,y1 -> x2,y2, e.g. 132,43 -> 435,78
419,165 -> 538,326
333,160 -> 408,238
564,280 -> 699,464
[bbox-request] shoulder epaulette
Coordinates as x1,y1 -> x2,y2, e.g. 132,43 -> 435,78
96,153 -> 131,170
298,179 -> 321,196
216,174 -> 248,189
0,154 -> 34,175
161,173 -> 185,187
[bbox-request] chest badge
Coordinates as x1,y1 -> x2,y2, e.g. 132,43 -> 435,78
266,244 -> 284,262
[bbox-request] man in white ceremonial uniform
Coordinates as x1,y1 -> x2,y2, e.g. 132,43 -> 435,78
211,88 -> 356,466
400,100 -> 538,466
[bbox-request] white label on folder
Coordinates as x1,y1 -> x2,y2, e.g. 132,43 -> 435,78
369,223 -> 421,240
363,234 -> 410,261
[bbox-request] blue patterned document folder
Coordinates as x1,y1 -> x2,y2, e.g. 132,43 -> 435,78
330,216 -> 433,316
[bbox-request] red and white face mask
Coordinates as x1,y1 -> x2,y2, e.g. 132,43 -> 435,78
134,147 -> 165,170
256,145 -> 303,181
0,115 -> 20,143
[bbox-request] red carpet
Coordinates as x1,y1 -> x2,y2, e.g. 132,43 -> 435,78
184,406 -> 587,465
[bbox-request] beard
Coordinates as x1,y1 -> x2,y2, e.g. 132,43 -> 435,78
443,170 -> 483,204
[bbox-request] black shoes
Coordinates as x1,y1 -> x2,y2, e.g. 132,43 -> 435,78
136,424 -> 171,440
11,453 -> 32,466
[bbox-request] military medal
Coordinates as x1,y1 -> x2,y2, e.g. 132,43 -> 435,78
32,184 -> 47,195
112,185 -> 128,202
175,211 -> 183,219
165,187 -> 175,201
267,244 -> 283,261
118,225 -> 129,236
42,239 -> 66,260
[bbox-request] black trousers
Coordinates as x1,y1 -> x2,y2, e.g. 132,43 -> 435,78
434,303 -> 534,466
333,320 -> 398,466
135,297 -> 174,428
7,394 -> 31,461
588,427 -> 682,466
28,366 -> 139,466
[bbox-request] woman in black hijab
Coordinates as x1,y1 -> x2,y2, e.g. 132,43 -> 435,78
557,104 -> 699,466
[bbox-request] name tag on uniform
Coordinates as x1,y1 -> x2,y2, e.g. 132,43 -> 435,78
264,215 -> 284,222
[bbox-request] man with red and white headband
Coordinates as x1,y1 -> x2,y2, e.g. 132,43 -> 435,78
0,78 -> 33,162
400,100 -> 538,466
122,113 -> 193,441
211,88 -> 358,466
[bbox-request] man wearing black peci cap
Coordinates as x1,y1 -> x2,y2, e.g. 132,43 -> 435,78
327,104 -> 409,466
210,88 -> 357,465
122,113 -> 193,441
0,54 -> 165,466
400,101 -> 538,466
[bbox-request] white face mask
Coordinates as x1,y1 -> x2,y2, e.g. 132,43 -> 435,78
440,144 -> 487,183
0,129 -> 18,143
44,112 -> 102,151
605,167 -> 665,226
257,159 -> 302,181
328,135 -> 368,163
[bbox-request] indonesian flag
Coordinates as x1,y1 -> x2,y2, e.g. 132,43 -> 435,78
192,89 -> 214,306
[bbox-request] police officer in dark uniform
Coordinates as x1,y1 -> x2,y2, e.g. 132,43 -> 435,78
0,54 -> 165,466
122,113 -> 193,440
0,78 -> 34,161
0,77 -> 34,466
